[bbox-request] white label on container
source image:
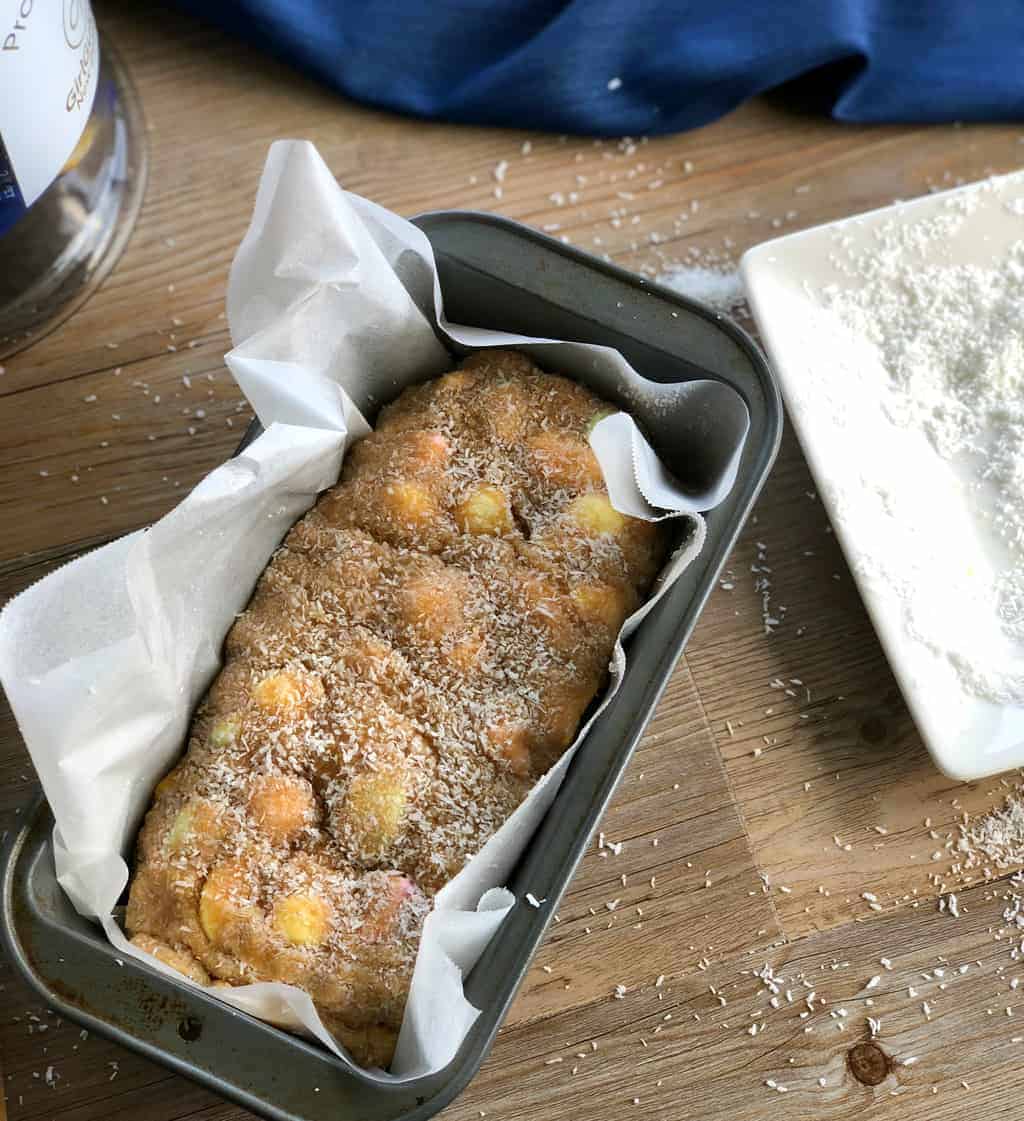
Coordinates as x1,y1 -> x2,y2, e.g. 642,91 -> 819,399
0,0 -> 99,208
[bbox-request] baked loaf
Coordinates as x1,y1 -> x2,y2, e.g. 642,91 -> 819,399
126,350 -> 668,1067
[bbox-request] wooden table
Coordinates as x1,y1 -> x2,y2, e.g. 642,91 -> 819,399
4,5 -> 1024,1119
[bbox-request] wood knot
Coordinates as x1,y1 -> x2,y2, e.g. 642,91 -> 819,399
847,1041 -> 889,1085
859,716 -> 887,745
177,1016 -> 203,1042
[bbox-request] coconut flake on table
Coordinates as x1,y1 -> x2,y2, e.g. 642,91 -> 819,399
956,790 -> 1024,871
656,264 -> 747,315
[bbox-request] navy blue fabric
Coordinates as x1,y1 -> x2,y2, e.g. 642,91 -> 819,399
176,0 -> 1024,135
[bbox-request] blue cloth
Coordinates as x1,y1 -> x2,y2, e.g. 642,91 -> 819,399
176,1 -> 1024,135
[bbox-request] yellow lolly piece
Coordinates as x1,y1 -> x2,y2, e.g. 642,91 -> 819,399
399,573 -> 465,642
209,714 -> 240,748
566,492 -> 627,536
571,582 -> 629,631
526,432 -> 603,489
586,406 -> 617,434
154,766 -> 184,799
381,480 -> 437,526
455,484 -> 513,536
199,862 -> 251,945
407,430 -> 450,469
252,671 -> 321,714
166,804 -> 196,852
344,771 -> 408,851
166,798 -> 223,855
248,775 -> 316,841
273,893 -> 330,946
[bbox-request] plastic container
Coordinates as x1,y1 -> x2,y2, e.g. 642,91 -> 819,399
1,211 -> 781,1121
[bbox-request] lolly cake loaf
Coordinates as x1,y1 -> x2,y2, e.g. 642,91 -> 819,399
125,349 -> 668,1067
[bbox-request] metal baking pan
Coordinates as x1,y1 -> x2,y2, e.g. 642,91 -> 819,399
1,212 -> 782,1120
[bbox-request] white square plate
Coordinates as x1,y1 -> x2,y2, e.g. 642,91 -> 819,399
742,171 -> 1024,780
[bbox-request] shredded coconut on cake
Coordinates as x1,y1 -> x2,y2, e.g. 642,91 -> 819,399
124,350 -> 668,1068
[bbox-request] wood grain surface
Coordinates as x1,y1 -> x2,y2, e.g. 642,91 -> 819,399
3,4 -> 1024,1120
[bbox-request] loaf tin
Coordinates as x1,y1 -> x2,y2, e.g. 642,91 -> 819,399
1,211 -> 782,1120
